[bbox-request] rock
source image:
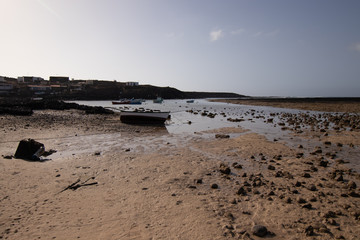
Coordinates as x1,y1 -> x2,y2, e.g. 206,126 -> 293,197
302,203 -> 312,209
295,181 -> 302,187
237,187 -> 247,196
297,197 -> 307,204
319,160 -> 328,167
211,183 -> 219,189
302,173 -> 311,178
305,225 -> 314,236
349,191 -> 360,198
309,185 -> 317,191
347,181 -> 357,189
219,163 -> 231,175
267,165 -> 275,170
215,134 -> 230,139
196,179 -> 203,184
323,211 -> 336,218
232,162 -> 243,169
252,225 -> 268,237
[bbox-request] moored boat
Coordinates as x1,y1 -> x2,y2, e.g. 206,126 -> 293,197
120,110 -> 170,124
153,97 -> 163,103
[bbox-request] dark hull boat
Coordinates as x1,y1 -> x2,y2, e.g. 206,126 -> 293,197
120,110 -> 170,124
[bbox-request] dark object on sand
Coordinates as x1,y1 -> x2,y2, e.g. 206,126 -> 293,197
252,225 -> 268,237
14,139 -> 45,161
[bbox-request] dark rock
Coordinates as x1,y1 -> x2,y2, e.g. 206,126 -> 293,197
349,191 -> 360,198
305,225 -> 314,236
232,162 -> 242,169
211,183 -> 218,189
237,187 -> 247,196
268,165 -> 276,170
302,203 -> 312,209
302,173 -> 311,178
297,197 -> 307,204
319,160 -> 328,167
252,225 -> 268,237
215,134 -> 230,139
196,179 -> 203,184
14,139 -> 45,161
347,181 -> 357,189
323,211 -> 337,218
219,163 -> 231,175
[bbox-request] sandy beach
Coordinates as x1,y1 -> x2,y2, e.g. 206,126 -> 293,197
1,104 -> 359,240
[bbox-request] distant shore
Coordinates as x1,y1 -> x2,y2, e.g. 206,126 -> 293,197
211,97 -> 360,113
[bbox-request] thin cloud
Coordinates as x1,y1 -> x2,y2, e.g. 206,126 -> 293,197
210,29 -> 224,42
231,28 -> 245,35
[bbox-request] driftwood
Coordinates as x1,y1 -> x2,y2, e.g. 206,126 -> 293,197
59,177 -> 98,193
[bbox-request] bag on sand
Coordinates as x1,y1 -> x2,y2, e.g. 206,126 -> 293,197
14,139 -> 45,161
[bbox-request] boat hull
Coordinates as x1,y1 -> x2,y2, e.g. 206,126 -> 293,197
120,111 -> 170,124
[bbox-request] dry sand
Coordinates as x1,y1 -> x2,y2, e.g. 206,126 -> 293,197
1,107 -> 359,240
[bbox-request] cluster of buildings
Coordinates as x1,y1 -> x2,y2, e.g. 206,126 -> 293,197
0,75 -> 139,97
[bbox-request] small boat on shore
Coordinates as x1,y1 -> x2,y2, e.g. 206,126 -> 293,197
120,110 -> 170,124
153,97 -> 163,104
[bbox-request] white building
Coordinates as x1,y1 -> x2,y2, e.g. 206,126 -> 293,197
125,82 -> 139,86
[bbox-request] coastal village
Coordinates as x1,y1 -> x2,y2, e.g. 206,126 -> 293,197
0,75 -> 139,99
0,75 -> 242,100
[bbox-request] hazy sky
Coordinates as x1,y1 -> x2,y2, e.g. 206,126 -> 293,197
1,0 -> 359,97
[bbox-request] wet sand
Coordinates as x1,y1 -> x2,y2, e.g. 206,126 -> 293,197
1,107 -> 359,240
211,98 -> 360,113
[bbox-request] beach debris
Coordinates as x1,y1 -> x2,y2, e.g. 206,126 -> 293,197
14,139 -> 45,161
59,176 -> 98,193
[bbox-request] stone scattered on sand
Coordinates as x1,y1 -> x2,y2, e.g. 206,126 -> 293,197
219,163 -> 231,175
252,225 -> 268,237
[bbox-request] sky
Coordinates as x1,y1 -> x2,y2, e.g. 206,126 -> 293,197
0,0 -> 359,97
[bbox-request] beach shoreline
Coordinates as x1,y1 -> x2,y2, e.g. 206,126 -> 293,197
210,98 -> 360,113
1,104 -> 359,239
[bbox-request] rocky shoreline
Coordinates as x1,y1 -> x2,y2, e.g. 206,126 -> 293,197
0,98 -> 113,116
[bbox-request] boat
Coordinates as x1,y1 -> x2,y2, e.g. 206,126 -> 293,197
120,110 -> 170,124
153,97 -> 163,103
186,100 -> 194,103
